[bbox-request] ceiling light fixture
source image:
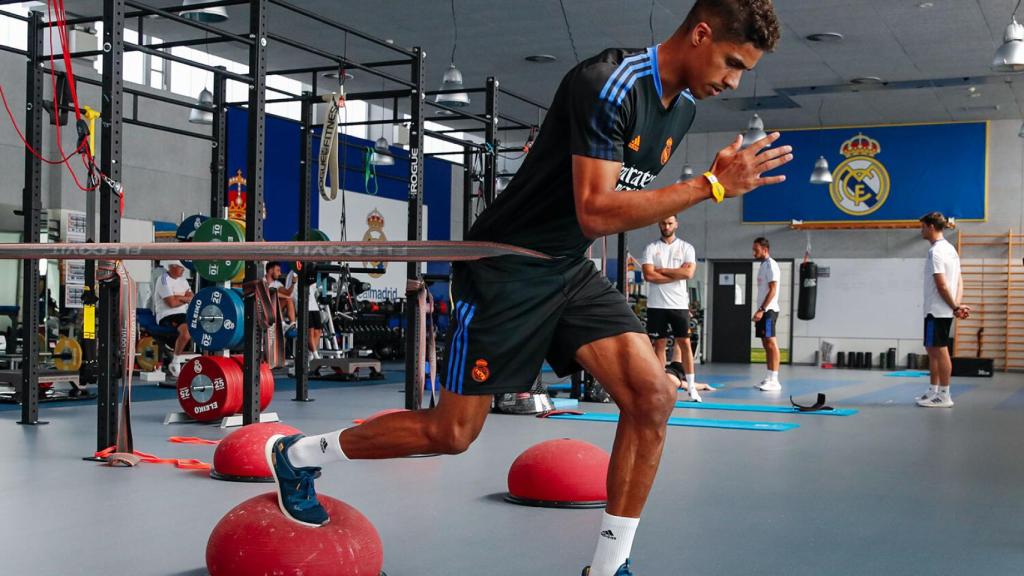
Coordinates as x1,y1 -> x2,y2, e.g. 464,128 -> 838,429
993,1 -> 1024,73
436,0 -> 471,107
524,54 -> 557,63
188,87 -> 214,125
849,76 -> 884,85
181,0 -> 228,23
806,32 -> 844,43
809,99 -> 832,185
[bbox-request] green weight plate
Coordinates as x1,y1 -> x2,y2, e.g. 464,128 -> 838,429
293,229 -> 330,242
192,218 -> 244,283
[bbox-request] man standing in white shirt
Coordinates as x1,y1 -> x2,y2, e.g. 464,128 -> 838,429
752,237 -> 782,391
153,261 -> 192,377
916,212 -> 969,408
642,215 -> 702,402
285,268 -> 323,361
264,262 -> 294,333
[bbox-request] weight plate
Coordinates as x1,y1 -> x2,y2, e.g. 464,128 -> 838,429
177,356 -> 243,422
192,218 -> 244,283
176,214 -> 209,272
187,286 -> 245,351
136,336 -> 161,372
293,229 -> 330,242
229,355 -> 275,411
53,335 -> 83,372
230,220 -> 247,284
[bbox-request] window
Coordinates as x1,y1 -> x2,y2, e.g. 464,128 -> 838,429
0,4 -> 28,51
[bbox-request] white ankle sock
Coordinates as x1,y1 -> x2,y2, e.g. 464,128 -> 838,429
769,370 -> 779,382
590,512 -> 638,576
685,373 -> 696,388
285,430 -> 349,468
927,384 -> 939,396
938,386 -> 951,399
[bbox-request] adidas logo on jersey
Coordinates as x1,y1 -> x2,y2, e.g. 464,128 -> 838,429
627,136 -> 641,152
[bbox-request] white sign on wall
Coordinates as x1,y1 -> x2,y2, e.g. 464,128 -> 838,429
318,191 -> 428,302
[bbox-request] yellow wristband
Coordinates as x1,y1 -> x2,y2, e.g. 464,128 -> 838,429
704,172 -> 725,203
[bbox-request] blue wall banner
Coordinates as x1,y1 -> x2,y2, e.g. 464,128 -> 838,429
742,122 -> 987,224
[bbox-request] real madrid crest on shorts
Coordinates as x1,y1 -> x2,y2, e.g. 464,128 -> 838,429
829,133 -> 890,216
362,208 -> 387,278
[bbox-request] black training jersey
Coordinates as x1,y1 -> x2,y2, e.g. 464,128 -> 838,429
468,45 -> 696,258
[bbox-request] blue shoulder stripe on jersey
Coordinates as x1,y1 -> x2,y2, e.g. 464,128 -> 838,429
648,45 -> 662,99
605,61 -> 651,104
610,67 -> 656,107
598,52 -> 649,102
681,89 -> 695,104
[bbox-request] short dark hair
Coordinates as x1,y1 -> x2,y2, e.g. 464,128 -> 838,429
682,0 -> 781,52
753,237 -> 770,250
265,261 -> 281,273
919,212 -> 951,232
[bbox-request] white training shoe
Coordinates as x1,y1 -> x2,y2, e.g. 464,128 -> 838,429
755,379 -> 768,389
168,357 -> 182,378
915,391 -> 935,402
688,387 -> 703,403
758,380 -> 782,392
916,395 -> 954,408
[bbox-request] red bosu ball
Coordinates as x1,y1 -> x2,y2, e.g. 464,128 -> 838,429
206,493 -> 384,576
505,438 -> 610,508
210,422 -> 302,482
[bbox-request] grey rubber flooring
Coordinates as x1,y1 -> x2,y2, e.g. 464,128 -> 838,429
1,364 -> 1022,575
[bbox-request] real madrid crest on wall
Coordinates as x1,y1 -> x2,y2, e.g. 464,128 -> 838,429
829,134 -> 891,216
228,169 -> 247,222
362,208 -> 387,278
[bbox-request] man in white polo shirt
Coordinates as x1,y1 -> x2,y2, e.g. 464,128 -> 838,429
752,237 -> 781,391
642,215 -> 702,402
153,260 -> 193,377
916,212 -> 968,408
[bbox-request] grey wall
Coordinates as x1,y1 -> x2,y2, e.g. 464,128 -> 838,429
625,121 -> 1024,260
0,51 -> 211,230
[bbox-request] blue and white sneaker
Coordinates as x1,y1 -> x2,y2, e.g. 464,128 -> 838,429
581,559 -> 634,575
265,434 -> 330,527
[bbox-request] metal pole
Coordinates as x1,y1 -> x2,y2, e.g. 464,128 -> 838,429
18,11 -> 44,426
242,0 -> 267,425
404,47 -> 425,410
615,233 -> 627,293
462,147 -> 473,239
483,77 -> 498,205
210,67 -> 227,217
294,93 -> 313,402
96,0 -> 125,450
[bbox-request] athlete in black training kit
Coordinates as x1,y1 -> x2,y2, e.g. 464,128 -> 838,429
267,2 -> 790,575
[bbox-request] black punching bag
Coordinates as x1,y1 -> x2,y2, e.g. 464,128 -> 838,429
798,262 -> 818,321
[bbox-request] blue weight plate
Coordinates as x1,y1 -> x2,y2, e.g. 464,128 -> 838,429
186,286 -> 245,351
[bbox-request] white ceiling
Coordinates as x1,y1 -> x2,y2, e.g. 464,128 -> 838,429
58,0 -> 1024,138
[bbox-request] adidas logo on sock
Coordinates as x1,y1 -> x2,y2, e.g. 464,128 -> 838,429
320,438 -> 328,453
600,529 -> 617,540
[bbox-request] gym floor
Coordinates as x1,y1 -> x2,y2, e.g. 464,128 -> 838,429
3,364 -> 1022,576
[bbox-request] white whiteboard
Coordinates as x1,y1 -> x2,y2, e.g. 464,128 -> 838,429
318,190 -> 428,302
793,258 -> 925,340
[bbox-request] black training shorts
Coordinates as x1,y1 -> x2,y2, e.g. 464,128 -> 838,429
158,313 -> 187,329
441,257 -> 644,395
755,310 -> 778,339
923,314 -> 952,348
646,308 -> 690,339
307,310 -> 324,330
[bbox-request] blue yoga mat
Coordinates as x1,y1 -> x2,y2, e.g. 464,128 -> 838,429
884,370 -> 930,377
674,401 -> 858,416
709,378 -> 856,400
546,383 -> 574,393
546,411 -> 799,432
842,382 -> 977,406
551,398 -> 579,410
